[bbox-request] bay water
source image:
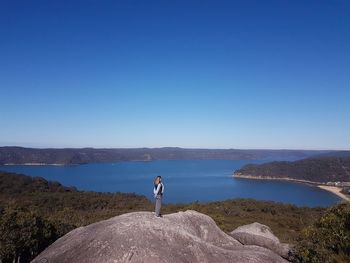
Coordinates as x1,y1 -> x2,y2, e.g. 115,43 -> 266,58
0,159 -> 341,207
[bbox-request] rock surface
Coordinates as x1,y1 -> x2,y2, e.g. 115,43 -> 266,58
229,222 -> 291,258
32,210 -> 288,263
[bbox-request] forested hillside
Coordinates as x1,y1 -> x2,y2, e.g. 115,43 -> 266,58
235,156 -> 350,183
0,146 -> 330,164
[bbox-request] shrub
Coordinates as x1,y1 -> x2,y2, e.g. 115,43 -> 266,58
0,207 -> 58,263
295,203 -> 350,263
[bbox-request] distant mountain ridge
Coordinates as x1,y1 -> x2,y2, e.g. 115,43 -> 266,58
0,146 -> 331,165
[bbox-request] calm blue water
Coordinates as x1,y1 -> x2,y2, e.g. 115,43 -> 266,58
0,159 -> 342,207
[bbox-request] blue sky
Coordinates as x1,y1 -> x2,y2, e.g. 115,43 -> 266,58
1,0 -> 349,149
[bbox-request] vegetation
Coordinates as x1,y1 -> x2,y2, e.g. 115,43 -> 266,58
0,171 -> 348,262
0,146 -> 330,164
236,156 -> 350,183
295,203 -> 350,263
0,171 -> 153,262
0,207 -> 57,263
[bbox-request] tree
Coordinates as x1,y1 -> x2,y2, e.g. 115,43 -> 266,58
295,203 -> 350,263
0,207 -> 57,263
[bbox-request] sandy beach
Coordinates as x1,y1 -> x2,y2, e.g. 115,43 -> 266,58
234,173 -> 350,203
317,185 -> 350,202
4,163 -> 65,166
234,174 -> 322,185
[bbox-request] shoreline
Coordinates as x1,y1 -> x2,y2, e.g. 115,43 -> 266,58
3,163 -> 66,166
233,174 -> 323,185
317,185 -> 350,202
234,174 -> 350,202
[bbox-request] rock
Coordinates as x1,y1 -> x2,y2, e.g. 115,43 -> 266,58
32,211 -> 288,263
229,222 -> 291,258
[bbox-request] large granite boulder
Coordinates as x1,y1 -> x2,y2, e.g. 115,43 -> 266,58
32,211 -> 288,263
229,222 -> 291,258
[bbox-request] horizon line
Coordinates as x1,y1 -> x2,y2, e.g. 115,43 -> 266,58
0,145 -> 349,151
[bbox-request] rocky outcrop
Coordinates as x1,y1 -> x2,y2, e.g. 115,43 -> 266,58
32,210 -> 288,263
229,222 -> 291,258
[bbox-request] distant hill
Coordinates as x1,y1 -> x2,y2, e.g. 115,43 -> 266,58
0,146 -> 331,165
235,156 -> 350,183
0,172 -> 78,195
313,151 -> 350,158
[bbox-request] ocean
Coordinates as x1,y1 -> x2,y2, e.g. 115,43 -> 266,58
0,159 -> 341,207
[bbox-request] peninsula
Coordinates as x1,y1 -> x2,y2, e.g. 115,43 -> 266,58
234,156 -> 350,201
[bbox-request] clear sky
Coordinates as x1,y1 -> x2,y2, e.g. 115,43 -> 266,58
1,0 -> 349,150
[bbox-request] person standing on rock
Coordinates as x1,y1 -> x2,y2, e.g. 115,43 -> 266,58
153,176 -> 164,217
